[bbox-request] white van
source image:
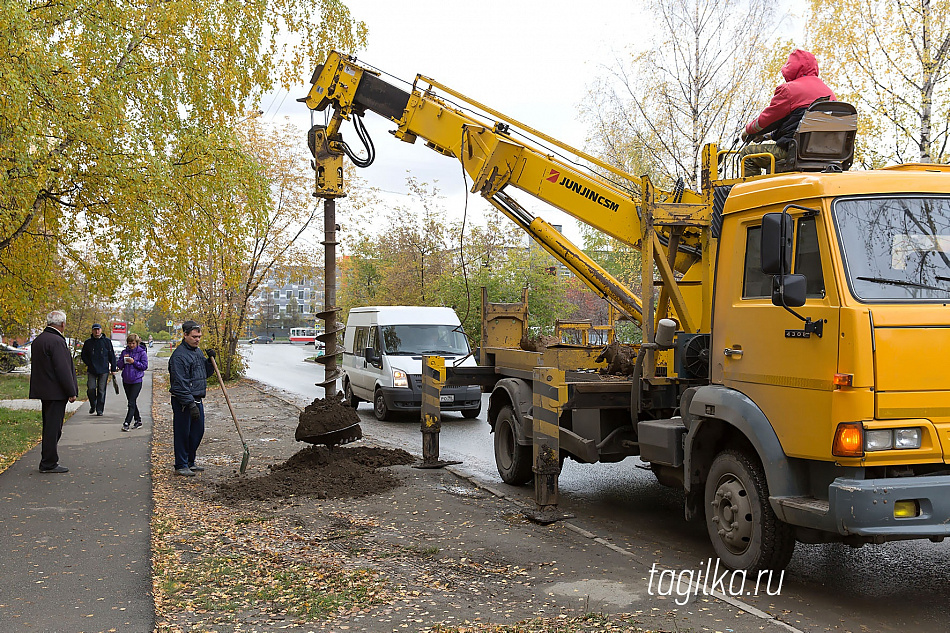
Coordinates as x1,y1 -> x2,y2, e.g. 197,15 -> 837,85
341,306 -> 481,421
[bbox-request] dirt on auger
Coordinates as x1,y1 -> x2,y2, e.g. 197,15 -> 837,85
295,394 -> 362,446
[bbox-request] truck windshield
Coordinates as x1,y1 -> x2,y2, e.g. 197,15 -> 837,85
834,196 -> 950,301
379,325 -> 470,356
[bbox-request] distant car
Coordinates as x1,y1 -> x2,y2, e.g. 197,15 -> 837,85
249,336 -> 272,344
0,343 -> 29,373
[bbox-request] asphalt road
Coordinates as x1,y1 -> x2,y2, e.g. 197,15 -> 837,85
243,343 -> 950,632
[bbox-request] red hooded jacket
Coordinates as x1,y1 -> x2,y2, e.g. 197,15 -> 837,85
745,50 -> 836,136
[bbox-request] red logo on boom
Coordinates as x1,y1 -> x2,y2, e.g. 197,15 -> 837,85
546,168 -> 559,183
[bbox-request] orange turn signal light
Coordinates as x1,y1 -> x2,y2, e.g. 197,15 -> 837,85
833,373 -> 854,387
833,422 -> 864,457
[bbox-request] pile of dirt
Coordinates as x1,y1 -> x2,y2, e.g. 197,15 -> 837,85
294,394 -> 360,441
215,445 -> 416,503
595,340 -> 637,375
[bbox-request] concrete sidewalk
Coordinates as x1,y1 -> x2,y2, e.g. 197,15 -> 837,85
0,370 -> 154,632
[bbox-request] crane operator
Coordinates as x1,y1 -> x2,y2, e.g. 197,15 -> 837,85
738,49 -> 836,177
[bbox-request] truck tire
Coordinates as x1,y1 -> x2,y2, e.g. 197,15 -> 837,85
493,405 -> 532,485
460,404 -> 481,419
344,380 -> 360,409
704,450 -> 795,572
374,388 -> 391,421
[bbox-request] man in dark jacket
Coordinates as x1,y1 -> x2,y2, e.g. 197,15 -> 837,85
738,49 -> 836,176
168,320 -> 215,476
80,323 -> 117,416
29,310 -> 79,473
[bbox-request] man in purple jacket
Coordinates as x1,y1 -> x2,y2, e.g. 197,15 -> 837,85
29,310 -> 79,473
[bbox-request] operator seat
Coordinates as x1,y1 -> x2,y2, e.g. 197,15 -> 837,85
777,101 -> 857,172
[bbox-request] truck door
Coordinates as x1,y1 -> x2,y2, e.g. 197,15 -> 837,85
712,210 -> 841,459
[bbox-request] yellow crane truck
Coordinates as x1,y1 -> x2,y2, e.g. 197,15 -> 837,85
302,51 -> 950,572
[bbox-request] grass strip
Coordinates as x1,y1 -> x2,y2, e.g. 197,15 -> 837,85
0,373 -> 30,399
0,408 -> 42,473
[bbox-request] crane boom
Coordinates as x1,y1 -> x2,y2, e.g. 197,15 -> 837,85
301,51 -> 715,331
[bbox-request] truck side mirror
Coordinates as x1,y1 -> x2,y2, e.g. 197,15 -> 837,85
363,347 -> 379,364
772,274 -> 807,308
761,212 -> 793,275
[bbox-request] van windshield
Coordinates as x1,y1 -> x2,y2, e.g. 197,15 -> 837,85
834,195 -> 950,301
379,325 -> 470,356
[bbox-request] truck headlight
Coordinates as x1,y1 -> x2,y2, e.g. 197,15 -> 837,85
894,427 -> 922,449
865,427 -> 922,451
393,369 -> 409,388
864,429 -> 893,451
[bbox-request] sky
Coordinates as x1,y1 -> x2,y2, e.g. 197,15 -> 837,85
266,0 -> 808,246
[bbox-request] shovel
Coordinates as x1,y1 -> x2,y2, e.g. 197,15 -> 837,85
210,355 -> 250,474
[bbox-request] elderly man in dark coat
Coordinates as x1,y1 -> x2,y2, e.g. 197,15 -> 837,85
29,310 -> 79,473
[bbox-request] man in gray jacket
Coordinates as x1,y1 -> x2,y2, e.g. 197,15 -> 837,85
168,320 -> 215,476
29,310 -> 79,473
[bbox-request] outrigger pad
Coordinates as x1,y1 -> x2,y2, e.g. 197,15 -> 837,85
523,507 -> 575,525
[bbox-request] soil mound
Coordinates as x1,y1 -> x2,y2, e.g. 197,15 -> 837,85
215,445 -> 415,503
295,394 -> 360,441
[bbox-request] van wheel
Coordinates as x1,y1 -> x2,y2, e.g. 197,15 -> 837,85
373,389 -> 391,421
705,450 -> 795,572
493,405 -> 532,485
460,404 -> 481,419
344,380 -> 360,409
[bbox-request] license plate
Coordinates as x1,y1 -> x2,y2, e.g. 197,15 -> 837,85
440,394 -> 455,403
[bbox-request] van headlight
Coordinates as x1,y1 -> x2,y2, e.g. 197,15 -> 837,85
865,427 -> 922,451
393,369 -> 409,388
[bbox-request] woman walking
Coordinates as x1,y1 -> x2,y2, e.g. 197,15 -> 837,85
118,333 -> 148,431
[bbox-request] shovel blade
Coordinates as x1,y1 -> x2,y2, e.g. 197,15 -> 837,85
240,446 -> 250,474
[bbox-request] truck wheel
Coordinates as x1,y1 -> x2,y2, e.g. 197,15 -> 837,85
460,404 -> 481,419
705,450 -> 795,572
373,389 -> 391,421
493,405 -> 532,485
344,380 -> 360,409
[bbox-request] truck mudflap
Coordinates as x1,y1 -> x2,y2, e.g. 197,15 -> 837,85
829,475 -> 950,536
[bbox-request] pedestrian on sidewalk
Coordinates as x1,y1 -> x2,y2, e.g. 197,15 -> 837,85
118,333 -> 148,431
80,323 -> 117,416
28,310 -> 79,473
168,320 -> 216,477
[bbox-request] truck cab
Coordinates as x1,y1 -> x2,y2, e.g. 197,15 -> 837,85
695,166 -> 950,567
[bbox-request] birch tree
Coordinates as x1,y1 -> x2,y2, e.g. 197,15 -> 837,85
807,0 -> 950,164
148,119 -> 323,379
0,0 -> 366,330
583,0 -> 782,187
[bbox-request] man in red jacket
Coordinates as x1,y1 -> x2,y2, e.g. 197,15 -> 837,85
739,49 -> 835,177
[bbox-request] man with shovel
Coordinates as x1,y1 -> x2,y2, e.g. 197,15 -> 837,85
168,320 -> 216,477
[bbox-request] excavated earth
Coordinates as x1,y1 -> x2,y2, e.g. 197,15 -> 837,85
215,444 -> 415,503
216,395 -> 410,503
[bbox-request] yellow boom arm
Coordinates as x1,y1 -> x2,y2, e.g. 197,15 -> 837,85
302,51 -> 714,332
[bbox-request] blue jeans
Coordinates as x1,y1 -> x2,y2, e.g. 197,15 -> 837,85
87,373 -> 109,414
171,398 -> 204,470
